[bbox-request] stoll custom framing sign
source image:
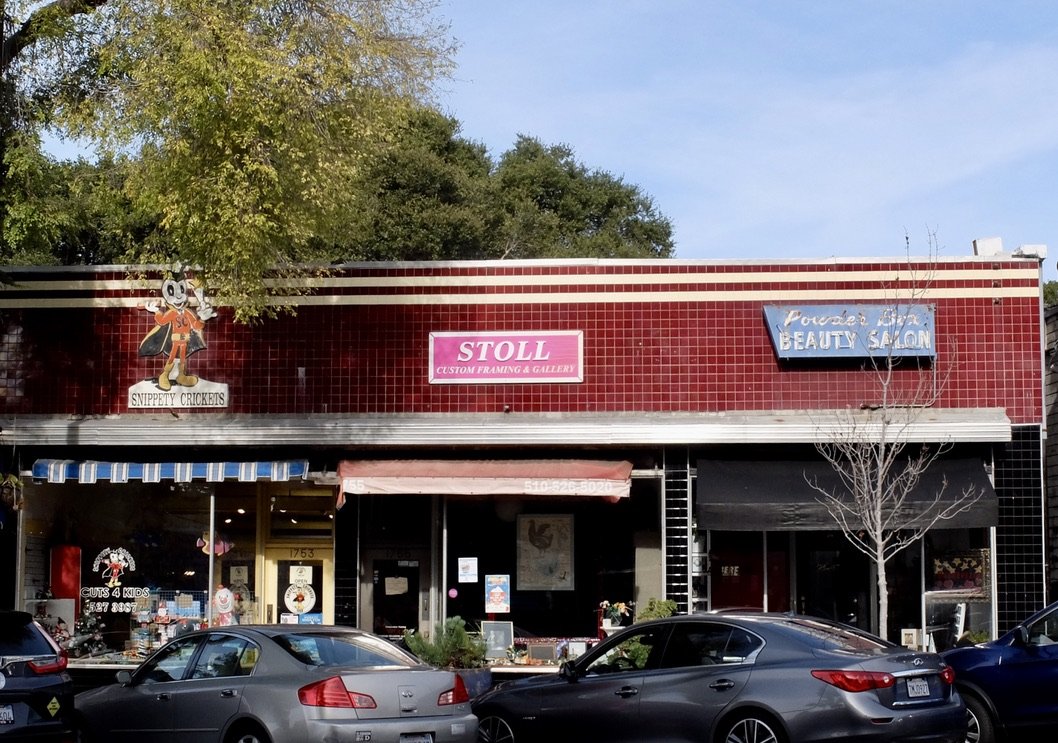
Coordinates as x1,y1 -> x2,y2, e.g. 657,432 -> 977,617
428,330 -> 584,383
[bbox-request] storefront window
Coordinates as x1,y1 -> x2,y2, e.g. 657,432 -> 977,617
21,482 -> 262,660
267,491 -> 335,539
706,532 -> 791,613
923,529 -> 993,650
445,497 -> 635,638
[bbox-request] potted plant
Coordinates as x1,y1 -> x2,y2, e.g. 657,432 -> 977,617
403,616 -> 491,697
599,600 -> 633,628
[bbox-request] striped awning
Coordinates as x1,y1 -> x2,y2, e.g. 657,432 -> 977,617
31,459 -> 309,484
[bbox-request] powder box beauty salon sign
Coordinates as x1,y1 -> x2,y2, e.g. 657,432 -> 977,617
763,304 -> 936,360
429,331 -> 584,383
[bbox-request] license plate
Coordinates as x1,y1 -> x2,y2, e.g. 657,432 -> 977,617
906,677 -> 930,698
399,735 -> 433,743
0,704 -> 13,724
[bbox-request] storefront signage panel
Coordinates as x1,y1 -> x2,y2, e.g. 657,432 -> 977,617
277,560 -> 323,624
82,547 -> 148,614
128,269 -> 230,409
429,331 -> 583,383
763,304 -> 936,359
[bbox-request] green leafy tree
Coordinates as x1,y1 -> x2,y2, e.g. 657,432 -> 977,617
495,136 -> 674,260
2,0 -> 454,320
3,141 -> 145,266
344,113 -> 674,263
1044,280 -> 1058,308
344,107 -> 501,261
3,4 -> 672,315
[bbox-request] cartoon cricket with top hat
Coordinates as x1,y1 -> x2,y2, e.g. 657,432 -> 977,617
138,269 -> 216,391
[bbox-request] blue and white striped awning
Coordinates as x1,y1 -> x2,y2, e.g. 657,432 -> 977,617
31,459 -> 309,484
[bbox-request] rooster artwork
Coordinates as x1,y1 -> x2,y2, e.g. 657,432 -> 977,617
517,515 -> 573,590
526,519 -> 554,551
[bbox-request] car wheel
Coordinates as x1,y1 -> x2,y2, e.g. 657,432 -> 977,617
719,713 -> 784,743
964,694 -> 995,743
225,722 -> 272,743
477,714 -> 517,743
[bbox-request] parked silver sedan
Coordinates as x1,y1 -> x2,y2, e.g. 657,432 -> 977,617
474,613 -> 965,743
75,624 -> 477,743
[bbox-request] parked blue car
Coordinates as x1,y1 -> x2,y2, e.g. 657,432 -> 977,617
941,600 -> 1058,743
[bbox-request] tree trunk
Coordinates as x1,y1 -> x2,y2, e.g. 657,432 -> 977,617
876,552 -> 889,641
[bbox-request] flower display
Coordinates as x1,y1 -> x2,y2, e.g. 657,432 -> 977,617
599,600 -> 633,623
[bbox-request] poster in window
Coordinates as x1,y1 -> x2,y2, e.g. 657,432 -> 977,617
517,515 -> 574,591
277,561 -> 323,616
485,574 -> 510,613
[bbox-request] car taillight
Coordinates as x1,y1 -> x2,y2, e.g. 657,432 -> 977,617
298,676 -> 376,709
438,674 -> 470,706
940,666 -> 955,685
28,652 -> 68,674
811,669 -> 895,692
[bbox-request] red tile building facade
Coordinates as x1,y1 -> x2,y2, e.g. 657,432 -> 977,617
0,256 -> 1046,652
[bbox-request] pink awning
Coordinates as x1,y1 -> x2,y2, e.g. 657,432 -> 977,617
338,459 -> 633,498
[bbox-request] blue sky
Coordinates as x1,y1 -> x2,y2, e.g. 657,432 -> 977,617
434,1 -> 1058,281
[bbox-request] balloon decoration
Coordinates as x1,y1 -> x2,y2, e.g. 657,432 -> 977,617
196,533 -> 234,555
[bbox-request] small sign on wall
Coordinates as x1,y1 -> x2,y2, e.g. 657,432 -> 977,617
458,557 -> 479,583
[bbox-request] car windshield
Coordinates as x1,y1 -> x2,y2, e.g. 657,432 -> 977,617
779,617 -> 891,652
1026,605 -> 1058,646
274,632 -> 421,668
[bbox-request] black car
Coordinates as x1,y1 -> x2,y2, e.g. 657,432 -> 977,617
942,600 -> 1058,743
0,610 -> 75,742
474,613 -> 965,743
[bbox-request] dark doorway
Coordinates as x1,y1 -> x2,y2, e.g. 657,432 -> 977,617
796,531 -> 871,630
371,558 -> 421,636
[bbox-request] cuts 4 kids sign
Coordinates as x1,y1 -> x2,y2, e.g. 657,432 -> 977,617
429,331 -> 584,384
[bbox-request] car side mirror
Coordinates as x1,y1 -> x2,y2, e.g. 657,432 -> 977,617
559,660 -> 579,682
115,669 -> 133,686
1015,626 -> 1030,646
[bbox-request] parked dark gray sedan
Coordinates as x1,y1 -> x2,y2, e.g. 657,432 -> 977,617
474,613 -> 965,743
74,624 -> 477,743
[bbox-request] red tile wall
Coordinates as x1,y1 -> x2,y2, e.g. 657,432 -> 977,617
0,262 -> 1043,424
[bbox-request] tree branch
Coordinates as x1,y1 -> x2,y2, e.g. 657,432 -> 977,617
2,0 -> 109,72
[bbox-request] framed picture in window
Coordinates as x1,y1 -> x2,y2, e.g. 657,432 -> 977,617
482,621 -> 514,659
516,514 -> 574,590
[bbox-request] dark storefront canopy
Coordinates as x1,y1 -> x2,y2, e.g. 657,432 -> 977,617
338,459 -> 633,498
31,459 -> 308,484
697,458 -> 998,531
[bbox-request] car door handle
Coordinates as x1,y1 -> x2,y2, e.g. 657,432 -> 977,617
156,693 -> 171,701
709,680 -> 735,691
614,686 -> 639,698
220,689 -> 236,698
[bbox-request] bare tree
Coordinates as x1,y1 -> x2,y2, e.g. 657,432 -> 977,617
804,242 -> 983,640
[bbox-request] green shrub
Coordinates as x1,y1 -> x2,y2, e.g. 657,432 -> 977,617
635,598 -> 677,622
403,615 -> 487,669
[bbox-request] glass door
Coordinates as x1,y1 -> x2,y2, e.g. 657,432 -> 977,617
360,548 -> 430,637
261,545 -> 333,624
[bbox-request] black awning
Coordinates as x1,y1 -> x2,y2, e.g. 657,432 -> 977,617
697,458 -> 998,531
